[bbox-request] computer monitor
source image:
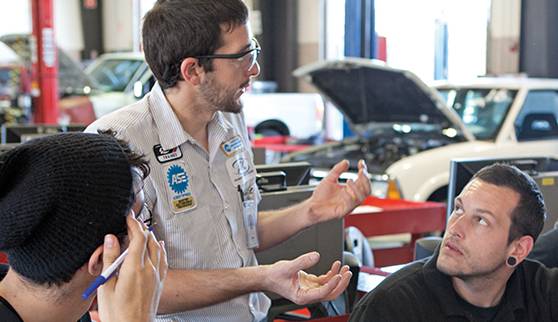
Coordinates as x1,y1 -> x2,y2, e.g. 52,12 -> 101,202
255,162 -> 312,186
1,124 -> 87,144
447,157 -> 558,232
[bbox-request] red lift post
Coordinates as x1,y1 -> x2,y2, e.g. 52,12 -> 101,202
31,0 -> 59,124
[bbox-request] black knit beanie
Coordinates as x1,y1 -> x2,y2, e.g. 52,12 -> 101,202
0,132 -> 134,284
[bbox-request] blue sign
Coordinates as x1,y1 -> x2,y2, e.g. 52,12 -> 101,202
166,164 -> 189,194
222,136 -> 243,155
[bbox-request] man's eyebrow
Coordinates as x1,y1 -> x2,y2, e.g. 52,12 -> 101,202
454,197 -> 496,219
242,38 -> 259,51
242,42 -> 251,50
473,208 -> 497,220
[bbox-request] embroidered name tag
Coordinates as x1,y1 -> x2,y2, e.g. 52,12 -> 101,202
153,144 -> 182,163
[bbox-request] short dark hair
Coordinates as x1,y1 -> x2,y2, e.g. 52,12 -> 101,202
472,163 -> 546,244
142,0 -> 249,89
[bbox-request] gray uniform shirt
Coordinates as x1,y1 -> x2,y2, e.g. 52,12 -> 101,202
86,83 -> 270,322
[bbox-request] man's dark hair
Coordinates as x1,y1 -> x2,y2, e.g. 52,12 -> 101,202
472,163 -> 546,244
142,0 -> 249,89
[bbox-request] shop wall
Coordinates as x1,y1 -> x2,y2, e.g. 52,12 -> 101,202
297,0 -> 321,93
102,0 -> 133,52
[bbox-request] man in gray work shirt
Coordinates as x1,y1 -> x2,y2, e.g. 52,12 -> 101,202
87,1 -> 371,321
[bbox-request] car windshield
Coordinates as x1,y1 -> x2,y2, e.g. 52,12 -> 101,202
88,58 -> 143,92
437,87 -> 517,140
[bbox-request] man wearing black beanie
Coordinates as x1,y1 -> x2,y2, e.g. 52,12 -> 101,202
0,132 -> 165,322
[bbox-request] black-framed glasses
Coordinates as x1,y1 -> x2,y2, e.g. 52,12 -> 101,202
136,202 -> 154,228
115,203 -> 153,244
194,38 -> 261,71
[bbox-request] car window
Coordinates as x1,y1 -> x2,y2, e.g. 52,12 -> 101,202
438,88 -> 516,141
88,59 -> 144,92
515,90 -> 558,141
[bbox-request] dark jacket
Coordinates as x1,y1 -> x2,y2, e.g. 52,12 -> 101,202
350,251 -> 558,322
529,228 -> 558,268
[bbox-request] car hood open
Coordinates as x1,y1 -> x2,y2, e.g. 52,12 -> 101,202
294,58 -> 474,140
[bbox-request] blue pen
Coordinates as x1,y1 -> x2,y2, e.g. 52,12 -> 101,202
82,248 -> 129,300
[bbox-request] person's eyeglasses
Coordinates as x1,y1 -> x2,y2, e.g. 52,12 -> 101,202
114,203 -> 153,244
136,202 -> 154,228
194,38 -> 261,71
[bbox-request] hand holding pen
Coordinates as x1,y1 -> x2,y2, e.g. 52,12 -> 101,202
95,215 -> 168,322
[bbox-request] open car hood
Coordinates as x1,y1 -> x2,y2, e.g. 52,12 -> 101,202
294,58 -> 474,140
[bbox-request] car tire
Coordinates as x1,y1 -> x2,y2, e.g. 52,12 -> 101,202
255,119 -> 290,137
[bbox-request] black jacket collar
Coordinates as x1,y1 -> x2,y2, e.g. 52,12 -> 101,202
422,249 -> 525,320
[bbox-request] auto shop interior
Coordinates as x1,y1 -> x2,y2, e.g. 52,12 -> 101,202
1,0 -> 558,321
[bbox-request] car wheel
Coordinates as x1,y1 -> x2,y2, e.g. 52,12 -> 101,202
255,119 -> 290,137
427,186 -> 448,204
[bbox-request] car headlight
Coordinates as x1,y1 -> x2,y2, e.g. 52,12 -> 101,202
310,169 -> 402,199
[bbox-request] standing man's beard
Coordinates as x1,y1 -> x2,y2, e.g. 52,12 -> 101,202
199,73 -> 244,114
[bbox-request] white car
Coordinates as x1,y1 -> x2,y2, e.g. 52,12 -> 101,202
393,77 -> 558,201
84,52 -> 154,118
284,58 -> 558,201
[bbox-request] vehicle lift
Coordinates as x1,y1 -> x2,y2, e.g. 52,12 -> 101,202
31,0 -> 58,124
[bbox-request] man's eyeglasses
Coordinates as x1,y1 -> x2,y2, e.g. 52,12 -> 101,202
115,203 -> 154,244
136,202 -> 154,228
195,38 -> 261,71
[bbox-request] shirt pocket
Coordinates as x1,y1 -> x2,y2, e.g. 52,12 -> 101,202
163,205 -> 225,269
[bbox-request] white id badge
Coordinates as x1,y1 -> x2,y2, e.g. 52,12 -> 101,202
242,199 -> 259,249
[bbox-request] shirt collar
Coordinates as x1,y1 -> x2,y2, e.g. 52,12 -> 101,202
149,82 -> 193,150
209,110 -> 234,135
148,83 -> 234,150
423,249 -> 525,320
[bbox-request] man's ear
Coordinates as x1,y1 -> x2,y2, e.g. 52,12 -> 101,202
87,244 -> 104,276
180,57 -> 204,85
509,235 -> 534,263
